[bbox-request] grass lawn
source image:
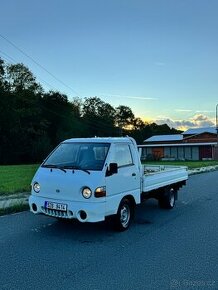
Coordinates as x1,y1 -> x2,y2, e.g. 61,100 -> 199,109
0,164 -> 39,195
143,160 -> 218,169
1,160 -> 218,196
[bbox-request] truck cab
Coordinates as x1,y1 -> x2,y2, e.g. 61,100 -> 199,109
29,137 -> 142,230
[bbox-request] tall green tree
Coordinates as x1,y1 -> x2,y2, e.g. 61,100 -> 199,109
115,105 -> 135,129
41,91 -> 83,146
0,62 -> 47,163
7,63 -> 42,93
82,97 -> 117,137
0,58 -> 4,88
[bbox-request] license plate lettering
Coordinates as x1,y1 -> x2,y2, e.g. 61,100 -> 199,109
45,201 -> 67,211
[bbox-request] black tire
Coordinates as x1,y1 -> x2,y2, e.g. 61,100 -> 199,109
159,187 -> 176,209
113,198 -> 134,231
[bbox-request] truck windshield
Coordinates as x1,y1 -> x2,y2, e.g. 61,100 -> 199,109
42,142 -> 110,171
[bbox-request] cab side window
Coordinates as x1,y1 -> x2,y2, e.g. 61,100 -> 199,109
113,144 -> 133,167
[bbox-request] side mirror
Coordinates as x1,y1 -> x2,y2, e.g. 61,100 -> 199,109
106,163 -> 118,176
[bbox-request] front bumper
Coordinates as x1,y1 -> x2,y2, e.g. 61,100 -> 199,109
29,195 -> 106,223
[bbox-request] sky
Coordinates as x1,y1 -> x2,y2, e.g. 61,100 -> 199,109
0,0 -> 218,130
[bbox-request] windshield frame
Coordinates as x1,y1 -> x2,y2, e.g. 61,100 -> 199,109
41,142 -> 111,171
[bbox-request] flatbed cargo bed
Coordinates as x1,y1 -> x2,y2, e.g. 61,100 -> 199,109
142,165 -> 188,192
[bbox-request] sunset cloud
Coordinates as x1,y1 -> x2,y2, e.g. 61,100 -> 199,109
191,114 -> 214,127
155,114 -> 215,130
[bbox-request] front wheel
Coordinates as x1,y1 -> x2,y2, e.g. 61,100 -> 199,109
159,188 -> 176,209
114,198 -> 134,231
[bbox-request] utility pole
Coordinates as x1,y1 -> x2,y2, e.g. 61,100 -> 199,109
215,104 -> 218,160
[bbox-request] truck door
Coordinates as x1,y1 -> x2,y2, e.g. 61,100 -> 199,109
105,143 -> 140,210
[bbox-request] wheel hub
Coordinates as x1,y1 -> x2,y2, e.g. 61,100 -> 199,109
120,205 -> 130,228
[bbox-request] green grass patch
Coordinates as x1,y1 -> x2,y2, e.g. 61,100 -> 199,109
142,160 -> 218,169
0,202 -> 29,216
0,164 -> 39,195
1,161 -> 218,196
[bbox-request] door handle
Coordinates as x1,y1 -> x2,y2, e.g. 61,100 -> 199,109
132,173 -> 136,176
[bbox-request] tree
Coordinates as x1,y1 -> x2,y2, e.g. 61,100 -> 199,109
129,117 -> 146,143
0,61 -> 47,163
132,117 -> 145,131
0,57 -> 8,90
82,97 -> 117,137
115,105 -> 135,130
41,91 -> 83,146
7,63 -> 42,93
0,58 -> 4,87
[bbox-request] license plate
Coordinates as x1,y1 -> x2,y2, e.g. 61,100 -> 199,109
45,201 -> 67,211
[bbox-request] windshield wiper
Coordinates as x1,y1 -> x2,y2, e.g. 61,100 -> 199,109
43,164 -> 66,173
64,165 -> 90,175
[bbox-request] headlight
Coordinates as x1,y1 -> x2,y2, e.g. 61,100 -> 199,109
82,187 -> 92,199
33,182 -> 40,193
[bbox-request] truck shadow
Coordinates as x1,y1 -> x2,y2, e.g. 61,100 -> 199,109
34,198 -> 181,243
36,216 -> 117,244
134,199 -> 158,225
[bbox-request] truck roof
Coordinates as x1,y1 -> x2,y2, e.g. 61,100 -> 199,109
63,137 -> 133,144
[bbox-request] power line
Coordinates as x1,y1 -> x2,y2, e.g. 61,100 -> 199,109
0,49 -> 16,63
0,51 -> 59,91
0,33 -> 82,97
0,52 -> 120,131
0,46 -> 122,133
43,106 -> 118,132
0,55 -> 124,140
0,52 -> 119,131
37,76 -> 59,92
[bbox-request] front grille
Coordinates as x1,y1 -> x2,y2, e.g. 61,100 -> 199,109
42,207 -> 73,218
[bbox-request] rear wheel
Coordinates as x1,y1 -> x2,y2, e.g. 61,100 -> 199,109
159,188 -> 176,209
114,198 -> 134,231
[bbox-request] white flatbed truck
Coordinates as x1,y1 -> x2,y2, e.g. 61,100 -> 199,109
29,137 -> 188,231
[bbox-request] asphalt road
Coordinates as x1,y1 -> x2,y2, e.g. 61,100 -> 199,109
0,171 -> 218,290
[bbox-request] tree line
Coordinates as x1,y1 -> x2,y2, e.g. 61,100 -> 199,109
0,58 -> 179,164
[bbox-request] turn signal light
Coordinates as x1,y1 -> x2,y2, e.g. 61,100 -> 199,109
94,186 -> 106,198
